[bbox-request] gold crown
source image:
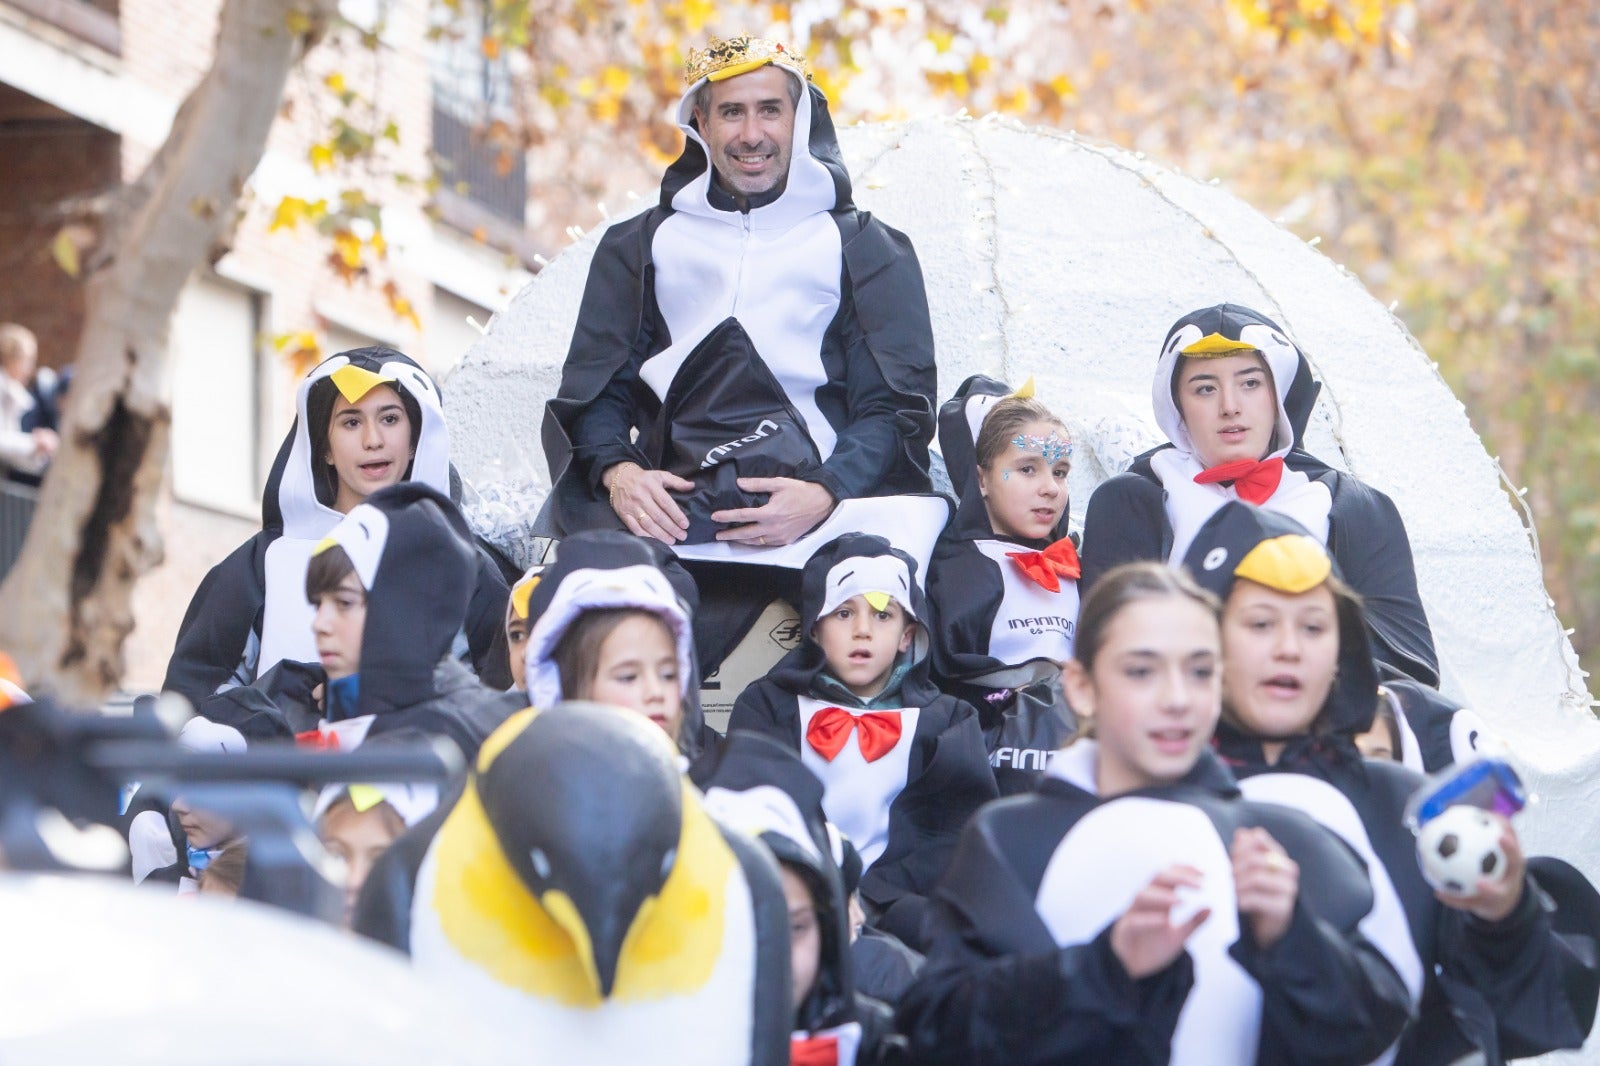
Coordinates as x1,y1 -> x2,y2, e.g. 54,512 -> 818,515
684,34 -> 811,87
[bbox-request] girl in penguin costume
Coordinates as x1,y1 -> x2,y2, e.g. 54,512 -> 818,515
727,532 -> 998,950
163,347 -> 511,707
896,561 -> 1413,1066
192,483 -> 510,761
519,529 -> 717,759
925,375 -> 1080,795
353,702 -> 794,1066
1183,500 -> 1600,1064
1079,303 -> 1439,687
691,731 -> 906,1066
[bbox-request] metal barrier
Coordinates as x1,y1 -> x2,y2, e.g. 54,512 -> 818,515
0,481 -> 39,583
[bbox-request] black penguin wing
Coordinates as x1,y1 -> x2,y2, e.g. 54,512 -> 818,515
896,796 -> 1192,1066
1314,468 -> 1440,687
720,821 -> 795,1066
463,543 -> 513,689
925,538 -> 1008,682
861,698 -> 999,950
1226,799 -> 1416,1064
1079,469 -> 1168,593
726,676 -> 804,749
162,532 -> 271,705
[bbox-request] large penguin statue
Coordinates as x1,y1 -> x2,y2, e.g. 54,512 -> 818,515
354,701 -> 792,1065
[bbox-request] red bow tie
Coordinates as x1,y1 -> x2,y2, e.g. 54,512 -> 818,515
791,1033 -> 840,1066
1005,536 -> 1082,593
1193,456 -> 1285,505
295,728 -> 340,750
806,707 -> 903,763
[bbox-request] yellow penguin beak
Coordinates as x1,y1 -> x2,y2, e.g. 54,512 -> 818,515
863,591 -> 892,613
1181,333 -> 1259,357
510,576 -> 540,621
329,364 -> 396,404
1010,376 -> 1036,400
1233,534 -> 1332,594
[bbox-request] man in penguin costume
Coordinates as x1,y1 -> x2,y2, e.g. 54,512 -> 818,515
1079,303 -> 1439,687
164,347 -> 511,706
542,34 -> 945,668
193,482 -> 509,761
691,731 -> 905,1065
926,374 -> 1080,795
727,532 -> 998,949
353,703 -> 793,1066
1184,501 -> 1600,1065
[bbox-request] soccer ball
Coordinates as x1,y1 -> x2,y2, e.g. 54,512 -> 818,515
1416,805 -> 1507,895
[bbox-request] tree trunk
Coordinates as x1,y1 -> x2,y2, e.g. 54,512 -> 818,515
0,0 -> 338,705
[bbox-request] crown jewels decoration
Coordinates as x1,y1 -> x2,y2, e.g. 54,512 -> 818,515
684,34 -> 811,86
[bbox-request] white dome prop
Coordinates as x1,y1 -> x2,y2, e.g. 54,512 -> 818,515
445,115 -> 1600,982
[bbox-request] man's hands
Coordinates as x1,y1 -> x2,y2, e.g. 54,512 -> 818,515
604,462 -> 692,545
1436,814 -> 1526,923
29,427 -> 57,462
713,477 -> 835,548
1110,864 -> 1211,980
1232,827 -> 1299,950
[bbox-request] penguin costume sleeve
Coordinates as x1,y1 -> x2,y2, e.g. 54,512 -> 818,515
896,744 -> 1414,1066
200,483 -> 509,762
1078,303 -> 1439,687
692,731 -> 907,1066
162,347 -> 512,707
353,703 -> 793,1066
926,374 -> 1080,796
541,38 -> 936,539
1186,501 -> 1600,1065
727,532 -> 998,949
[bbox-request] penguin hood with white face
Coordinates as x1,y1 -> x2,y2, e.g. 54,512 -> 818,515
1181,501 -> 1378,740
937,373 -> 1072,542
662,57 -> 851,231
1152,304 -> 1320,463
263,347 -> 451,538
315,482 -> 476,717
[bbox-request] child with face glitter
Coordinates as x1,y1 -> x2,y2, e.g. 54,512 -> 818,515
925,378 -> 1081,794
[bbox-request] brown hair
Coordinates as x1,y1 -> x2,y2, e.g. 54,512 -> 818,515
1074,562 -> 1220,671
974,396 -> 1070,470
305,543 -> 358,602
319,792 -> 407,837
553,607 -> 675,699
199,840 -> 249,897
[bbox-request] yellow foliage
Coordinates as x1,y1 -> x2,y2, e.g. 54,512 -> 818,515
273,331 -> 324,377
970,53 -> 992,77
1049,73 -> 1076,99
324,72 -> 346,96
592,95 -> 622,122
50,228 -> 80,279
482,35 -> 502,60
269,195 -> 328,233
332,229 -> 363,270
682,0 -> 714,32
309,143 -> 335,172
576,76 -> 598,98
601,65 -> 630,94
369,230 -> 387,258
383,281 -> 422,331
999,85 -> 1032,114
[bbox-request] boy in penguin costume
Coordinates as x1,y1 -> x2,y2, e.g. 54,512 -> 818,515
518,529 -> 717,759
896,562 -> 1412,1065
926,374 -> 1080,795
1079,303 -> 1439,687
1183,501 -> 1600,1064
692,731 -> 905,1065
542,34 -> 944,669
1375,671 -> 1497,773
193,483 -> 509,762
164,347 -> 511,707
354,702 -> 794,1066
728,532 -> 997,949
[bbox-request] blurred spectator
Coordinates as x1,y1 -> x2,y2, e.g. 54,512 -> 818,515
0,324 -> 59,483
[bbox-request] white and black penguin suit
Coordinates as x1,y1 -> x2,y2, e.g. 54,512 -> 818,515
897,747 -> 1413,1061
192,482 -> 511,762
1188,501 -> 1600,1065
353,703 -> 792,1066
925,374 -> 1079,796
728,533 -> 999,950
163,348 -> 512,706
1079,303 -> 1439,688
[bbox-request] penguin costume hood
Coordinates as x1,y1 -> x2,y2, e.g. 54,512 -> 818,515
1079,302 -> 1439,688
692,731 -> 904,1066
1180,501 -> 1379,755
519,530 -> 708,757
163,347 -> 513,704
363,703 -> 792,1066
542,34 -> 936,544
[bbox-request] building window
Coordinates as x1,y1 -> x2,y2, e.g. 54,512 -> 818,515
429,2 -> 526,226
169,276 -> 263,518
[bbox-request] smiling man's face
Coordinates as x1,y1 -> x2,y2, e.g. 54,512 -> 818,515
695,65 -> 797,198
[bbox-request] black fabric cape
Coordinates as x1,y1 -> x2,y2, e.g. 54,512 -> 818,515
895,749 -> 1413,1065
163,348 -> 511,705
541,80 -> 936,537
194,484 -> 511,763
726,533 -> 998,949
926,373 -> 1079,796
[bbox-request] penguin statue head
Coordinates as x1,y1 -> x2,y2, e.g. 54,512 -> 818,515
428,701 -> 736,1006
